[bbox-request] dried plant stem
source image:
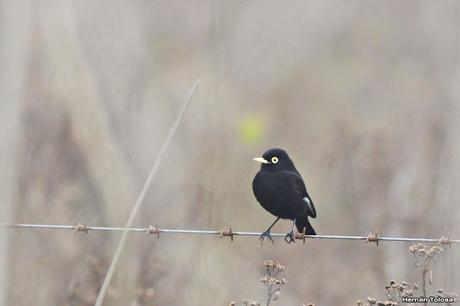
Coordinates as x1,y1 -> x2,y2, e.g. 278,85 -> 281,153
421,256 -> 434,306
266,267 -> 273,306
422,269 -> 427,306
93,80 -> 200,306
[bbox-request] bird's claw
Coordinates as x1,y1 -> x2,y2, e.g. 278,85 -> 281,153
260,230 -> 274,245
285,231 -> 295,244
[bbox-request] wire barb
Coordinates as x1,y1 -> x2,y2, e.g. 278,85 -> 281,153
439,235 -> 452,247
74,222 -> 88,234
366,231 -> 379,246
146,225 -> 160,239
220,227 -> 234,241
294,231 -> 307,243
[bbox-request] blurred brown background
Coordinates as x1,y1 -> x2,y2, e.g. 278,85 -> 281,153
1,1 -> 459,305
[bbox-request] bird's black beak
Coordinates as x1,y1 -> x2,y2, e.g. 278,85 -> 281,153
253,157 -> 269,164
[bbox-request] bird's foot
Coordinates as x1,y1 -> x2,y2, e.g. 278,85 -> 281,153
259,229 -> 274,245
284,230 -> 296,244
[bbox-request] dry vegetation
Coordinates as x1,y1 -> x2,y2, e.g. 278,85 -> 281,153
232,260 -> 287,306
233,244 -> 457,306
356,244 -> 457,306
1,1 -> 460,306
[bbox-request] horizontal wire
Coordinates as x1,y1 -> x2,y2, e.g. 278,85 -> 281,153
0,222 -> 458,244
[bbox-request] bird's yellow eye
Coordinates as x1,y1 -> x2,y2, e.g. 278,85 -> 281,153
271,157 -> 279,164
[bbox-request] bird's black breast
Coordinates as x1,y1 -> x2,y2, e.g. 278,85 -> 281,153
252,170 -> 307,220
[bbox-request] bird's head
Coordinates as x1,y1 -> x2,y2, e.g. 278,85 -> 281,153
253,148 -> 297,172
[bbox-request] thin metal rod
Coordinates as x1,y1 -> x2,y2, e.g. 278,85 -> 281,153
1,223 -> 458,244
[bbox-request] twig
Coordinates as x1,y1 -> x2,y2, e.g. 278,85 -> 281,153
93,80 -> 200,306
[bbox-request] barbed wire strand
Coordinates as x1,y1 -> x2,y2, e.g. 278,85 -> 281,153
92,80 -> 200,306
1,223 -> 458,245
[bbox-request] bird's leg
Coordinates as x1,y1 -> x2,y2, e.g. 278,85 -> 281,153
260,217 -> 280,245
284,219 -> 296,244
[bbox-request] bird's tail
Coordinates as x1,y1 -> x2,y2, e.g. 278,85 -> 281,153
295,213 -> 316,235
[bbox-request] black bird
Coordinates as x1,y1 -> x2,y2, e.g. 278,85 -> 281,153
252,148 -> 317,244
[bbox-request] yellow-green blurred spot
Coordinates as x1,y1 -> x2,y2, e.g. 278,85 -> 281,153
237,114 -> 266,145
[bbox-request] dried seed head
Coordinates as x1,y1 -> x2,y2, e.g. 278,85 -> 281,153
413,283 -> 419,290
389,280 -> 396,287
264,260 -> 274,267
260,276 -> 270,284
367,297 -> 377,304
409,243 -> 425,253
263,277 -> 276,285
229,302 -> 236,306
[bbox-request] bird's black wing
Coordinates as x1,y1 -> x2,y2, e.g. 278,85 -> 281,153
286,171 -> 316,218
